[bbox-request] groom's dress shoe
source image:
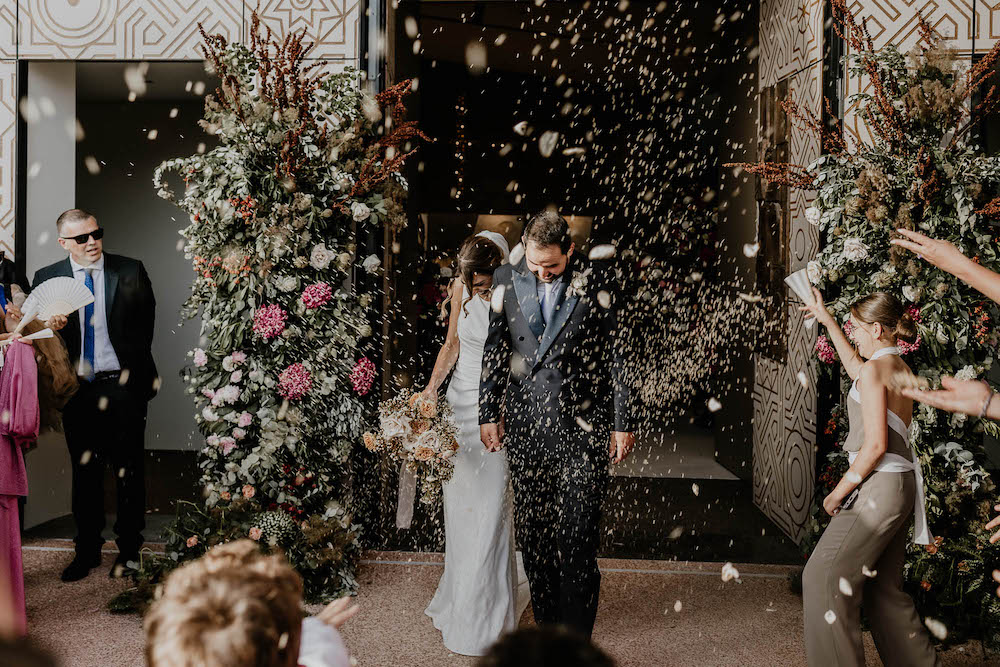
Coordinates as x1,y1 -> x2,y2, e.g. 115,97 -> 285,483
60,553 -> 102,582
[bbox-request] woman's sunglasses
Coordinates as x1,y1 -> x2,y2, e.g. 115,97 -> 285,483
60,228 -> 104,244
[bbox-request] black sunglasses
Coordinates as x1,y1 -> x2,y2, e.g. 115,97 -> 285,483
60,228 -> 104,244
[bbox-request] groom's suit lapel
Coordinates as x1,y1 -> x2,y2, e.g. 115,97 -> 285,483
512,259 -> 545,340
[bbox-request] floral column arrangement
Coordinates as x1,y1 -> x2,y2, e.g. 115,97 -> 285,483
148,15 -> 424,599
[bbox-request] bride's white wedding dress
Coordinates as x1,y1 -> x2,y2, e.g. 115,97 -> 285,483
425,284 -> 531,656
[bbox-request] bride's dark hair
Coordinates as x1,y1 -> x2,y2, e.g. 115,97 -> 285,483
453,235 -> 504,315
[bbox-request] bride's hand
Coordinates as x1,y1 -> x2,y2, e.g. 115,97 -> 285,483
799,287 -> 834,328
419,387 -> 438,404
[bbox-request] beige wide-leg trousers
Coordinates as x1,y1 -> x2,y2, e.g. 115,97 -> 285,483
802,471 -> 940,667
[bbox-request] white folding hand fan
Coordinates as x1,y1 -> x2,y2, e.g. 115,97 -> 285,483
784,269 -> 817,329
0,328 -> 55,346
15,276 -> 94,334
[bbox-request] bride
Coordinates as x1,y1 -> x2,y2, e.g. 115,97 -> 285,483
420,230 -> 530,656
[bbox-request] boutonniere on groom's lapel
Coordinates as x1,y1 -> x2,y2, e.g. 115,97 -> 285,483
567,267 -> 593,298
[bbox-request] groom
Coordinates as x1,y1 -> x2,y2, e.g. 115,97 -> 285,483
480,210 -> 634,637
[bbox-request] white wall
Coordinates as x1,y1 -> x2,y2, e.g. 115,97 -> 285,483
23,62 -> 77,528
75,96 -> 208,452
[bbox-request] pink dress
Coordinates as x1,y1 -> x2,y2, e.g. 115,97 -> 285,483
0,341 -> 40,635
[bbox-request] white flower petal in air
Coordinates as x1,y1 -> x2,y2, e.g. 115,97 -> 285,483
490,284 -> 506,313
513,121 -> 530,136
721,562 -> 741,582
673,601 -> 682,613
707,397 -> 722,412
589,244 -> 616,260
862,565 -> 878,578
691,483 -> 700,496
838,577 -> 853,597
824,610 -> 837,625
539,130 -> 560,158
597,291 -> 611,309
797,371 -> 808,388
743,243 -> 760,258
668,526 -> 684,539
924,618 -> 948,641
508,242 -> 525,266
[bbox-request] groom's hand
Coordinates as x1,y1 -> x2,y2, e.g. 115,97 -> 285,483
481,423 -> 502,452
610,431 -> 635,464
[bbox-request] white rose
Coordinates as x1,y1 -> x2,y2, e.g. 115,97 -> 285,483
202,407 -> 219,422
806,260 -> 823,285
222,356 -> 236,372
380,413 -> 412,442
805,206 -> 822,226
841,237 -> 869,262
351,202 -> 371,222
363,254 -> 381,274
901,285 -> 921,303
415,430 -> 441,452
275,275 -> 298,292
310,243 -> 335,270
955,365 -> 977,381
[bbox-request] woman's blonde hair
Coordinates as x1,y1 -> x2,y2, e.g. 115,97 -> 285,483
851,292 -> 918,344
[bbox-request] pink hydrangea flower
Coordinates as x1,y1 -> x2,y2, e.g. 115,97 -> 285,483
193,348 -> 208,367
906,305 -> 922,323
219,437 -> 237,455
253,304 -> 287,340
301,282 -> 333,309
279,363 -> 312,400
815,335 -> 836,364
230,370 -> 243,384
231,351 -> 247,364
232,428 -> 246,440
842,318 -> 855,343
350,357 -> 376,395
238,411 -> 253,428
202,389 -> 215,399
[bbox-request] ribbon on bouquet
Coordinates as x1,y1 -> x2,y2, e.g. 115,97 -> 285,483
395,463 -> 417,529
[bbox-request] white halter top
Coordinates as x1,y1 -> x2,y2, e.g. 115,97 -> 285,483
846,346 -> 933,545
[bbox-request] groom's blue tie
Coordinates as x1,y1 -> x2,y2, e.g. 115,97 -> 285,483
538,280 -> 557,326
83,268 -> 96,381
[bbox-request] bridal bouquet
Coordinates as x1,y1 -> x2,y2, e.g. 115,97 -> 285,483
363,391 -> 459,505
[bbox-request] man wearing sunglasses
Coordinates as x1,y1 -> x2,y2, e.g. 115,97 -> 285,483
33,208 -> 158,582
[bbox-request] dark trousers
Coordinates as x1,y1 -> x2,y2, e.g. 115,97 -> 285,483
63,376 -> 148,557
507,436 -> 609,638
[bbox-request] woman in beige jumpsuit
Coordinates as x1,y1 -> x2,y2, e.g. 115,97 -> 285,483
801,290 -> 939,667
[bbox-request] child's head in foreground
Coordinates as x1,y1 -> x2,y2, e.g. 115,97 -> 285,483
144,540 -> 304,667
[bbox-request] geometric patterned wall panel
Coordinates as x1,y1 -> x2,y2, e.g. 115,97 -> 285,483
16,0 -> 243,60
844,1 -> 1000,147
754,2 -> 823,544
252,0 -> 361,61
759,0 -> 824,89
0,62 -> 16,257
0,4 -> 14,59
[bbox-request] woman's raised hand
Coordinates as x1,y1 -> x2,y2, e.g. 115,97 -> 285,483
799,287 -> 834,327
890,228 -> 970,275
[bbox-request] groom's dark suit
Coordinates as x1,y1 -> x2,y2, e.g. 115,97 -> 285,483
480,254 -> 632,637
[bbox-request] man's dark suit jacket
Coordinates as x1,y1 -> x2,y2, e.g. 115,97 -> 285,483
479,255 -> 633,447
33,253 -> 158,401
